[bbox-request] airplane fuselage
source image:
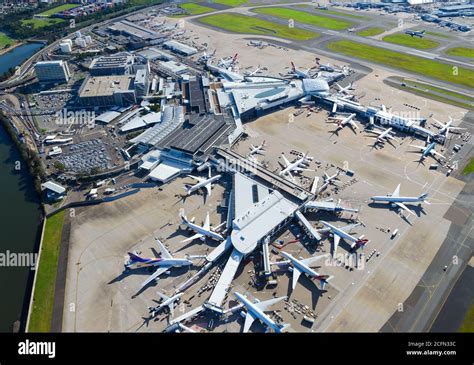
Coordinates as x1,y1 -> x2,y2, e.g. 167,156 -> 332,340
186,175 -> 221,195
321,221 -> 357,243
280,251 -> 317,278
234,292 -> 283,333
126,258 -> 192,270
370,196 -> 423,203
185,221 -> 224,241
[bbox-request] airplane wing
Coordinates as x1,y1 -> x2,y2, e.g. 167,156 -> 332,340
187,175 -> 204,183
285,171 -> 295,182
205,183 -> 212,197
332,102 -> 337,114
156,291 -> 170,302
432,118 -> 444,128
181,233 -> 204,243
291,267 -> 303,289
203,212 -> 210,231
254,296 -> 287,311
349,119 -> 359,130
243,312 -> 257,333
392,184 -> 401,198
141,267 -> 169,287
409,144 -> 426,150
431,150 -> 445,159
339,223 -> 360,233
169,303 -> 175,318
156,239 -> 173,259
281,154 -> 290,167
394,202 -> 415,216
300,254 -> 329,267
332,234 -> 341,257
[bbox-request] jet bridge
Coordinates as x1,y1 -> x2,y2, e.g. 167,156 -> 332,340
295,210 -> 321,241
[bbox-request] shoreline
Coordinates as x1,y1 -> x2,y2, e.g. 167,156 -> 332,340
0,41 -> 24,57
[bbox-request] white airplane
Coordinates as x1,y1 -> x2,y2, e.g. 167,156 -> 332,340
328,113 -> 359,132
409,141 -> 445,161
206,61 -> 244,82
370,184 -> 430,216
335,82 -> 354,95
244,65 -> 261,77
275,251 -> 332,291
248,140 -> 266,155
367,127 -> 398,147
179,210 -> 225,243
184,169 -> 221,197
289,61 -> 312,78
432,117 -> 466,139
198,49 -> 216,63
218,53 -> 238,69
318,170 -> 341,193
234,292 -> 289,333
279,152 -> 312,181
319,221 -> 368,257
125,239 -> 193,287
149,292 -> 184,318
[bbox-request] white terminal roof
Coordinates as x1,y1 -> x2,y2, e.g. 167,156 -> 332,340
148,160 -> 183,183
233,172 -> 271,217
231,190 -> 298,254
95,110 -> 121,124
119,111 -> 161,132
222,77 -> 304,115
160,60 -> 188,74
163,40 -> 198,55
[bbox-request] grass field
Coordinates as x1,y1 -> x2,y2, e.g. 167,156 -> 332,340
37,4 -> 78,17
179,3 -> 214,15
383,33 -> 439,50
462,158 -> 474,176
459,303 -> 474,331
211,0 -> 247,6
294,5 -> 368,20
22,18 -> 65,29
254,7 -> 353,31
357,27 -> 385,37
28,211 -> 65,332
425,31 -> 452,39
0,32 -> 16,49
327,40 -> 474,89
198,13 -> 319,41
446,47 -> 474,59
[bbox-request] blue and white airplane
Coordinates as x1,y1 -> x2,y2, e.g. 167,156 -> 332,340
275,251 -> 333,292
370,183 -> 430,216
319,221 -> 368,257
125,239 -> 193,287
234,292 -> 289,333
409,141 -> 445,162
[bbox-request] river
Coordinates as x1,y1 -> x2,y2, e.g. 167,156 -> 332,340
0,42 -> 44,332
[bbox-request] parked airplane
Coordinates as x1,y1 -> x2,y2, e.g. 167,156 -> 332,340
234,292 -> 289,333
315,58 -> 335,72
149,292 -> 184,318
125,239 -> 193,287
370,184 -> 430,216
409,141 -> 445,162
218,53 -> 238,69
244,65 -> 261,76
335,82 -> 354,95
319,221 -> 368,257
184,169 -> 221,197
432,117 -> 466,139
290,61 -> 312,78
405,30 -> 425,38
276,251 -> 332,291
279,152 -> 312,181
318,170 -> 341,193
367,127 -> 398,147
198,49 -> 216,63
328,113 -> 359,132
179,210 -> 225,243
248,140 -> 266,155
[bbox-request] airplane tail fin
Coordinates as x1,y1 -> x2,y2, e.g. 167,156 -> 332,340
355,238 -> 369,249
291,61 -> 296,71
127,252 -> 147,263
179,209 -> 188,224
315,275 -> 333,290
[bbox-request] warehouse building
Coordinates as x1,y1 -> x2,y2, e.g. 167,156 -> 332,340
78,75 -> 136,107
163,40 -> 198,56
35,60 -> 71,83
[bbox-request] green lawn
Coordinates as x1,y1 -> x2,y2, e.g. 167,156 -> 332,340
37,3 -> 79,17
425,31 -> 452,39
459,303 -> 474,331
198,13 -> 319,41
383,33 -> 439,50
357,27 -> 385,37
327,40 -> 474,89
295,4 -> 369,20
28,211 -> 65,332
462,158 -> 474,176
253,7 -> 353,31
179,3 -> 214,15
399,79 -> 474,103
21,18 -> 65,29
446,47 -> 474,59
212,0 -> 247,6
0,31 -> 16,49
